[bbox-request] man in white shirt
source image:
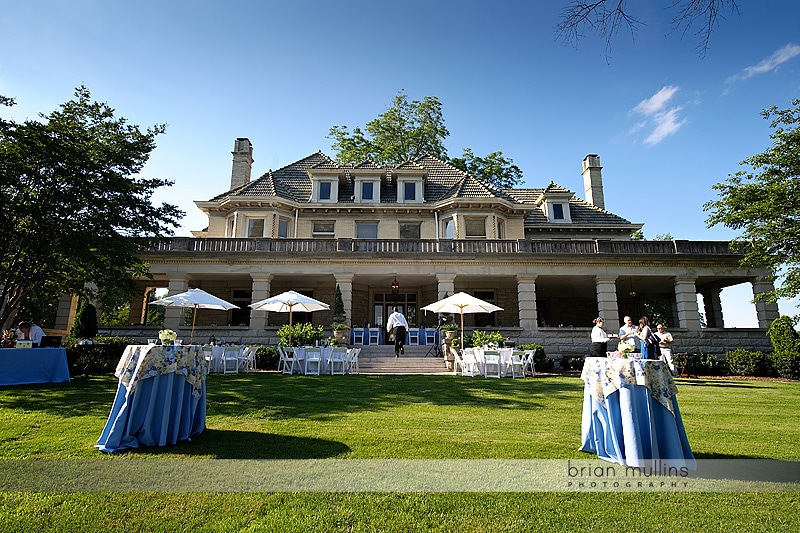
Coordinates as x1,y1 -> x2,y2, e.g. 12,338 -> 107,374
17,321 -> 45,347
618,316 -> 637,352
386,307 -> 409,358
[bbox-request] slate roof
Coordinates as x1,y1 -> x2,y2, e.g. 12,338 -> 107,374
207,151 -> 633,227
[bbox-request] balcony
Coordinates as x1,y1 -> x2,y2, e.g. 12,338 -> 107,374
145,238 -> 741,257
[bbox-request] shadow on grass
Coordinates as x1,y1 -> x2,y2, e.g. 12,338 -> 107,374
205,373 -> 585,419
0,376 -> 118,417
130,429 -> 351,459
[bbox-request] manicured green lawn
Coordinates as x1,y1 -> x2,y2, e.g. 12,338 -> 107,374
1,373 -> 798,532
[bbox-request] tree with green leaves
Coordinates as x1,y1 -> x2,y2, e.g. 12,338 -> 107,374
328,91 -> 523,188
448,148 -> 524,189
704,99 -> 800,304
0,86 -> 183,329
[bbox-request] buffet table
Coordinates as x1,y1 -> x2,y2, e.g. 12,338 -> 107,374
96,344 -> 206,453
579,357 -> 695,468
0,347 -> 70,386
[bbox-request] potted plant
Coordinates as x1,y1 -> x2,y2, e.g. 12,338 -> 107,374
331,321 -> 350,346
441,323 -> 458,340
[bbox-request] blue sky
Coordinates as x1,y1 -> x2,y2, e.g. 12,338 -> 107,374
3,1 -> 799,327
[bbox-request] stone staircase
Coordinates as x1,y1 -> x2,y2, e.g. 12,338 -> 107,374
353,344 -> 451,375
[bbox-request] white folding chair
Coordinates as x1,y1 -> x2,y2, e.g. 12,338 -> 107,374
408,328 -> 420,345
281,347 -> 301,375
304,347 -> 323,375
509,350 -> 525,378
221,346 -> 241,374
483,350 -> 502,378
461,348 -> 478,377
329,347 -> 347,375
239,345 -> 256,372
346,347 -> 360,374
202,345 -> 214,375
522,350 -> 536,377
452,349 -> 465,375
277,346 -> 289,373
352,328 -> 365,345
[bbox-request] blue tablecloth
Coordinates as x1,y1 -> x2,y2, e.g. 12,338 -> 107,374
579,357 -> 695,469
0,348 -> 70,386
96,345 -> 206,453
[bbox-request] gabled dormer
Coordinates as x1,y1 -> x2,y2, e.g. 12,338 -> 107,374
393,161 -> 427,204
307,160 -> 344,203
352,160 -> 383,203
536,182 -> 574,223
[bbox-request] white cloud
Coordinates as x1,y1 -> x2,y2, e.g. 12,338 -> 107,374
726,43 -> 800,85
630,86 -> 687,145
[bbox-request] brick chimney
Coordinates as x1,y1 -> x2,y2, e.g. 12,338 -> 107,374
581,154 -> 604,210
230,138 -> 254,190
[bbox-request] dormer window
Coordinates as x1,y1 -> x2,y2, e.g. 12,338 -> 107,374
545,201 -> 572,223
354,176 -> 381,203
311,179 -> 339,202
397,178 -> 423,203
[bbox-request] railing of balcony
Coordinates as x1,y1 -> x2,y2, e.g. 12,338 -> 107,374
144,238 -> 741,256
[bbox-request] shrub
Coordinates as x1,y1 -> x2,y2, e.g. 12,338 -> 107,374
767,315 -> 800,379
254,345 -> 279,370
725,349 -> 767,376
467,330 -> 506,348
70,303 -> 99,339
518,343 -> 553,372
278,323 -> 324,347
65,335 -> 137,376
693,353 -> 729,376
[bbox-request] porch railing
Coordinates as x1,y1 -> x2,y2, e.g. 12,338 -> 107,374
146,237 -> 741,256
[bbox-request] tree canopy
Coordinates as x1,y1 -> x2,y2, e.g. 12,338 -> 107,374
704,99 -> 800,304
328,91 -> 523,188
0,86 -> 183,328
556,0 -> 740,57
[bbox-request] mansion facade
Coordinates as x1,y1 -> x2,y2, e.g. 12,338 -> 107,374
92,138 -> 777,357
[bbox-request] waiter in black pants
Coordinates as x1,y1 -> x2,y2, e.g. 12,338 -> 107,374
386,307 -> 409,358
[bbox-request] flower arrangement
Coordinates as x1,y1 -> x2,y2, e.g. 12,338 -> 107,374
612,343 -> 635,358
159,329 -> 177,345
1,329 -> 17,348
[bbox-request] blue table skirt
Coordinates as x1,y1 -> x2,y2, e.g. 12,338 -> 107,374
580,383 -> 695,469
96,372 -> 206,453
0,348 -> 70,386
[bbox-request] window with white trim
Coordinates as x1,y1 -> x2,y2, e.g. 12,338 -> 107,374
312,179 -> 339,202
397,178 -> 423,203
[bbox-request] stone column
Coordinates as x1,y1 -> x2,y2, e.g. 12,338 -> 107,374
334,274 -> 355,326
752,277 -> 780,328
249,274 -> 273,330
163,276 -> 189,331
516,275 -> 538,332
674,276 -> 701,331
700,288 -> 724,328
595,275 -> 619,324
436,274 -> 456,300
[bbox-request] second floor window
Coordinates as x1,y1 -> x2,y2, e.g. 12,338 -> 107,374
277,218 -> 289,238
247,218 -> 265,238
312,221 -> 335,238
465,217 -> 487,238
356,222 -> 379,239
443,218 -> 454,239
399,223 -> 421,239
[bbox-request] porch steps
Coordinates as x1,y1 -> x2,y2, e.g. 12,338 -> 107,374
352,345 -> 450,375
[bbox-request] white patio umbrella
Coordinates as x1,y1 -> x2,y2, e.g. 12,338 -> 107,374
420,292 -> 503,352
148,288 -> 239,344
249,290 -> 330,346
